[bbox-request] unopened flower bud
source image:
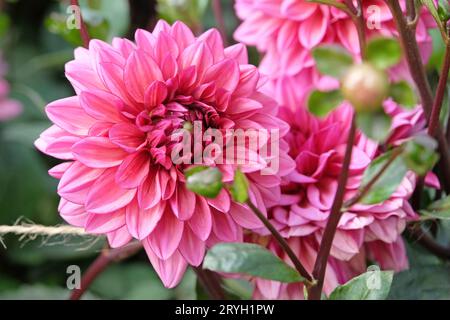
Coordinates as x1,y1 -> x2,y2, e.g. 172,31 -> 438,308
341,63 -> 389,113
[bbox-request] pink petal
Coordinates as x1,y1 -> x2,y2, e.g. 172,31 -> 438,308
138,170 -> 162,209
178,226 -> 205,266
188,197 -> 212,241
126,198 -> 165,239
204,58 -> 240,93
115,151 -> 150,189
124,49 -> 163,102
170,185 -> 196,220
85,209 -> 126,234
45,96 -> 96,136
144,81 -> 168,107
109,122 -> 146,153
207,188 -> 230,213
79,89 -> 126,123
58,198 -> 89,227
146,211 -> 184,260
58,162 -> 104,204
72,137 -> 128,168
85,168 -> 137,214
142,246 -> 187,288
107,225 -> 133,248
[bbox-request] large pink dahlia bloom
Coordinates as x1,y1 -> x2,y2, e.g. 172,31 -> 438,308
234,0 -> 435,107
35,20 -> 293,288
250,102 -> 423,299
0,54 -> 22,122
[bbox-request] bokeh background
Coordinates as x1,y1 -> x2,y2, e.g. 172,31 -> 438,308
0,0 -> 449,300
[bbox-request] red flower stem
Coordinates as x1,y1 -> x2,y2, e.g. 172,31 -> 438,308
429,43 -> 450,137
308,114 -> 357,300
343,147 -> 403,209
385,0 -> 450,193
408,224 -> 450,260
212,0 -> 228,46
69,242 -> 142,300
246,200 -> 314,284
70,0 -> 90,48
193,267 -> 226,300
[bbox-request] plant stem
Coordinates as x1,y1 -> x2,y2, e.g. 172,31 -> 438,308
246,200 -> 313,283
70,0 -> 90,48
308,114 -> 357,300
69,242 -> 142,300
193,267 -> 226,300
406,0 -> 416,22
407,224 -> 450,260
343,147 -> 403,209
429,43 -> 450,137
385,0 -> 450,193
212,0 -> 228,46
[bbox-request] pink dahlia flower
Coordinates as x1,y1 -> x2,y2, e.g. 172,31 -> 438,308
35,20 -> 293,288
234,0 -> 435,108
249,103 -> 422,299
0,54 -> 22,122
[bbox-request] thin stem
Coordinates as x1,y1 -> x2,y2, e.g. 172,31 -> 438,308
308,114 -> 357,300
408,224 -> 450,260
70,242 -> 142,300
70,0 -> 90,48
428,43 -> 450,137
343,147 -> 403,209
386,0 -> 450,193
193,267 -> 226,300
212,0 -> 228,46
406,0 -> 416,22
246,200 -> 313,283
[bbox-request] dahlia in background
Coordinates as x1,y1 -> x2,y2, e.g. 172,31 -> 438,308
35,20 -> 294,288
249,102 -> 431,299
234,0 -> 435,108
0,54 -> 22,122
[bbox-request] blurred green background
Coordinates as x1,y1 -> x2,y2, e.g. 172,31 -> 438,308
0,0 -> 449,300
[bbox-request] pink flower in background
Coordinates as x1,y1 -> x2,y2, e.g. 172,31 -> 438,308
0,54 -> 22,122
249,103 -> 421,299
35,20 -> 293,288
234,0 -> 435,108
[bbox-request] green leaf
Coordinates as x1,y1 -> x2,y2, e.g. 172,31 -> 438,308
389,81 -> 417,109
203,243 -> 304,283
230,169 -> 249,203
389,265 -> 450,299
0,13 -> 10,39
356,110 -> 391,143
329,268 -> 393,300
366,37 -> 402,69
438,0 -> 450,23
307,0 -> 348,11
421,0 -> 447,38
308,90 -> 344,117
402,135 -> 439,176
185,166 -> 223,198
312,45 -> 354,78
157,0 -> 209,28
359,149 -> 408,205
420,195 -> 450,220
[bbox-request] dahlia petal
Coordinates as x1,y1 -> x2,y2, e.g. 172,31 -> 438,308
48,162 -> 72,179
144,81 -> 168,107
207,188 -> 230,213
211,209 -> 240,242
171,21 -> 195,52
98,62 -> 136,108
79,89 -> 126,122
227,97 -> 262,115
85,168 -> 137,214
143,245 -> 187,288
153,31 -> 180,63
224,43 -> 248,64
85,209 -> 126,234
107,225 -> 133,248
72,137 -> 128,168
138,170 -> 162,209
197,29 -> 224,63
124,50 -> 163,102
178,226 -> 205,266
126,198 -> 164,239
181,41 -> 213,80
58,162 -> 104,204
147,211 -> 184,260
229,202 -> 263,229
204,58 -> 240,93
170,185 -> 196,220
58,198 -> 89,227
116,151 -> 150,189
45,96 -> 96,136
109,122 -> 146,152
298,8 -> 329,49
188,197 -> 212,241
